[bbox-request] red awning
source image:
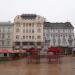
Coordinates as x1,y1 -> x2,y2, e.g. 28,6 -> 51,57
48,47 -> 63,53
0,50 -> 26,53
13,50 -> 26,53
13,50 -> 20,53
0,49 -> 14,53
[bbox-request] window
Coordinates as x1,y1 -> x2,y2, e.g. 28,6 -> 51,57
23,36 -> 25,39
17,16 -> 19,19
7,41 -> 10,46
16,28 -> 20,33
0,34 -> 1,38
26,29 -> 28,33
51,33 -> 52,37
29,23 -> 31,27
15,42 -> 20,45
29,29 -> 31,33
0,28 -> 1,32
16,23 -> 20,27
22,42 -> 27,45
72,33 -> 74,36
66,33 -> 67,37
8,35 -> 10,38
29,36 -> 31,39
32,29 -> 34,33
23,29 -> 25,33
16,35 -> 19,39
56,33 -> 57,36
46,34 -> 49,37
3,28 -> 5,32
2,41 -> 4,46
2,34 -> 5,38
37,36 -> 41,39
60,33 -> 62,37
8,29 -> 10,32
23,23 -> 25,27
26,36 -> 28,39
4,53 -> 7,57
37,23 -> 41,27
32,36 -> 34,39
30,42 -> 34,45
37,28 -> 41,33
37,42 -> 41,45
26,23 -> 28,27
8,27 -> 10,29
32,23 -> 34,27
38,17 -> 40,20
0,41 -> 1,46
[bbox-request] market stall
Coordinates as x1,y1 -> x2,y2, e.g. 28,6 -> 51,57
48,47 -> 63,63
26,48 -> 40,63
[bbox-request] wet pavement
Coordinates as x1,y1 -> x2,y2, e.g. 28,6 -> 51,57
0,56 -> 75,75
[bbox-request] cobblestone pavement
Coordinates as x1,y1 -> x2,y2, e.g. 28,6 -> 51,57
0,56 -> 75,75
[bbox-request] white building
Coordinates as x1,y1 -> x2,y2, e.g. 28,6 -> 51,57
13,14 -> 45,50
44,22 -> 74,49
0,22 -> 13,50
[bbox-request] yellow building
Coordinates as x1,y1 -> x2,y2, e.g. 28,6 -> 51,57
13,14 -> 45,50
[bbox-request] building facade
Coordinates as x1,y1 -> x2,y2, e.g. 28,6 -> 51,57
44,22 -> 74,49
13,14 -> 45,50
0,22 -> 13,49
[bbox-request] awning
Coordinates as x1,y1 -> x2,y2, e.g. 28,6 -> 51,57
0,49 -> 14,53
48,47 -> 63,53
13,50 -> 26,53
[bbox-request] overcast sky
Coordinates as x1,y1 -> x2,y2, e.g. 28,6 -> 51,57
0,0 -> 75,28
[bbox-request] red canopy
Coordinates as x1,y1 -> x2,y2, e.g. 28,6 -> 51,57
48,47 -> 63,53
0,49 -> 14,53
0,50 -> 26,53
13,50 -> 20,53
26,48 -> 38,52
13,50 -> 26,53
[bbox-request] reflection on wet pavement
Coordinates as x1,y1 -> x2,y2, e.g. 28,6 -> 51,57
0,56 -> 75,75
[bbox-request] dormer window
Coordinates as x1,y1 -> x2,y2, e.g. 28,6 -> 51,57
17,16 -> 19,19
38,17 -> 40,20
